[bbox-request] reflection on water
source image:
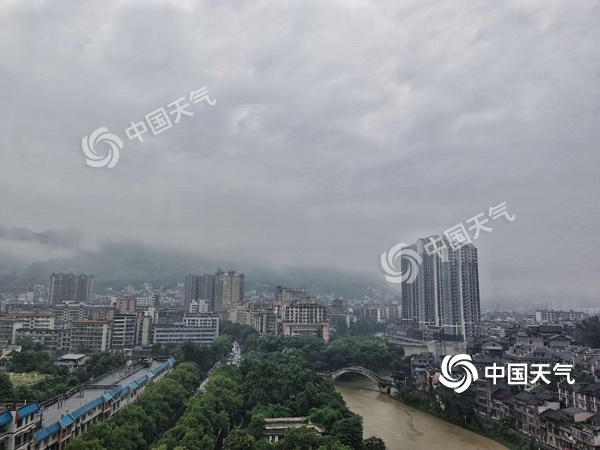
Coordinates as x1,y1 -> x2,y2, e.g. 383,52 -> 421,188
335,377 -> 507,450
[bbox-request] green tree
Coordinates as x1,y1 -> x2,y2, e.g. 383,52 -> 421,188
224,429 -> 261,450
308,406 -> 343,430
577,315 -> 600,348
330,416 -> 364,450
0,373 -> 15,399
65,438 -> 106,450
363,436 -> 386,450
276,427 -> 321,450
15,337 -> 45,352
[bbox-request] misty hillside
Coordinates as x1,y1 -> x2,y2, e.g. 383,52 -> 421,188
0,241 -> 398,301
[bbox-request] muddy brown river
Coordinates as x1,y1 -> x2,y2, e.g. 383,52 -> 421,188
334,378 -> 508,450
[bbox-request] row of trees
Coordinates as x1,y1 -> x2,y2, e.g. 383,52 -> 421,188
245,334 -> 405,372
64,335 -> 235,450
65,362 -> 201,450
154,365 -> 243,449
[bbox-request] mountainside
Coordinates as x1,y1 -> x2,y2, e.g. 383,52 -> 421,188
0,241 -> 397,301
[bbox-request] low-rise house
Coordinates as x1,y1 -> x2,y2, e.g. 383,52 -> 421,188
262,418 -> 324,444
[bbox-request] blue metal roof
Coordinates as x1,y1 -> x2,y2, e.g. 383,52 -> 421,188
35,422 -> 61,442
129,380 -> 139,390
59,414 -> 75,427
110,385 -> 124,396
168,357 -> 176,365
102,391 -> 114,401
17,402 -> 39,420
122,386 -> 130,395
136,375 -> 148,385
0,411 -> 12,426
71,397 -> 103,419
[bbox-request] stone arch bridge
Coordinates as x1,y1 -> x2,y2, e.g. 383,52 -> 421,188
323,366 -> 395,393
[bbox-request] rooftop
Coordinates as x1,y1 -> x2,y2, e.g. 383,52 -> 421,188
58,354 -> 87,361
39,360 -> 164,430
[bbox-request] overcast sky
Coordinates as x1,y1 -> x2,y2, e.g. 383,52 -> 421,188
0,0 -> 598,306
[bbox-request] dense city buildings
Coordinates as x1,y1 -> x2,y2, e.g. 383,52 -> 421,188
401,236 -> 481,341
1,260 -> 599,450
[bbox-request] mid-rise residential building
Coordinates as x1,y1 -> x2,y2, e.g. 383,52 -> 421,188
48,273 -> 94,305
189,300 -> 209,314
0,318 -> 26,345
535,310 -> 587,323
52,303 -> 87,322
0,402 -> 41,450
216,270 -> 244,311
1,313 -> 54,329
350,306 -> 386,322
152,324 -> 218,345
135,296 -> 155,308
184,272 -> 218,312
110,314 -> 137,350
152,314 -> 219,345
253,311 -> 278,335
88,305 -> 116,322
116,295 -> 136,314
69,320 -> 111,353
227,306 -> 253,326
275,286 -> 308,303
182,315 -> 219,332
14,328 -> 66,352
280,300 -> 329,341
135,315 -> 152,347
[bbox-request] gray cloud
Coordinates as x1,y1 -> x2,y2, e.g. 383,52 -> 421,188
0,225 -> 83,248
0,0 -> 598,306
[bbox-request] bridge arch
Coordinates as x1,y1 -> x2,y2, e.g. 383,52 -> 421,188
328,366 -> 393,394
330,366 -> 382,383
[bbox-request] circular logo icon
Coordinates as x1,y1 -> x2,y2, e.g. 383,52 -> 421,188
380,242 -> 423,284
439,354 -> 479,393
82,127 -> 123,168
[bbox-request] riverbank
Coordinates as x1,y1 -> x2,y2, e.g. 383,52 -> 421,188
335,378 -> 507,450
387,393 -> 522,449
